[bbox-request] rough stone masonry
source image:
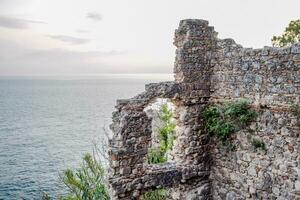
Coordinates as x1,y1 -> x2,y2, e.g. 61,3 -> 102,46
108,19 -> 300,200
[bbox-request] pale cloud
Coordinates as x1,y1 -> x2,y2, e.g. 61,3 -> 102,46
47,35 -> 89,45
76,29 -> 89,33
86,12 -> 102,21
0,0 -> 30,8
0,39 -> 124,75
0,38 -> 169,75
0,15 -> 45,29
24,49 -> 120,58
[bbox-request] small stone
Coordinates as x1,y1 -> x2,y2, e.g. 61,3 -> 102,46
136,183 -> 143,190
253,62 -> 260,69
272,187 -> 280,196
120,167 -> 131,175
255,75 -> 263,84
281,127 -> 290,136
248,165 -> 257,176
291,44 -> 300,53
288,143 -> 294,153
111,160 -> 119,167
132,169 -> 138,175
249,186 -> 256,194
295,181 -> 300,191
241,63 -> 249,70
257,172 -> 272,190
226,191 -> 241,200
234,88 -> 240,97
132,190 -> 140,197
278,118 -> 285,126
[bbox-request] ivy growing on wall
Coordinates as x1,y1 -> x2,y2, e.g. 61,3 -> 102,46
147,104 -> 176,164
203,100 -> 258,150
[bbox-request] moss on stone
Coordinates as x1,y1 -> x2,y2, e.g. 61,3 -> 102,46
141,189 -> 168,200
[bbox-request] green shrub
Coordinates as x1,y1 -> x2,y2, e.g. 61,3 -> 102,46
158,104 -> 176,152
60,153 -> 110,200
159,104 -> 173,122
203,100 -> 258,148
141,189 -> 168,200
148,103 -> 176,164
42,153 -> 110,200
147,148 -> 167,164
159,123 -> 176,152
251,138 -> 266,151
223,101 -> 258,125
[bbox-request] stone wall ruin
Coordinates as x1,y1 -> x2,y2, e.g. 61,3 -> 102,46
108,19 -> 300,200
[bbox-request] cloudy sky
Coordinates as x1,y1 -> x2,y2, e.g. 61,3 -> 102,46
0,0 -> 299,76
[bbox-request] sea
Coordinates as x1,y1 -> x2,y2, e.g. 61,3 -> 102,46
0,74 -> 173,200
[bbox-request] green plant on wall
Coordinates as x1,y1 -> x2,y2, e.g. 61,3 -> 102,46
147,148 -> 167,164
251,138 -> 266,151
289,101 -> 300,117
203,100 -> 258,149
147,103 -> 176,164
141,189 -> 168,200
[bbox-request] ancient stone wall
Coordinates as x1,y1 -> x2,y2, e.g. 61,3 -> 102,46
108,19 -> 300,199
209,24 -> 300,200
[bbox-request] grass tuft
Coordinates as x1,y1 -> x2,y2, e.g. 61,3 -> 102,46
141,189 -> 168,200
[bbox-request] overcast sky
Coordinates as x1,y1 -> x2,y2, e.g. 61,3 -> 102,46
0,0 -> 299,76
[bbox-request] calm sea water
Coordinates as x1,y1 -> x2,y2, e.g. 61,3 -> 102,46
0,74 -> 173,200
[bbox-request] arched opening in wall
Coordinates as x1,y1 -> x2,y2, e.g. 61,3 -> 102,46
144,98 -> 178,164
